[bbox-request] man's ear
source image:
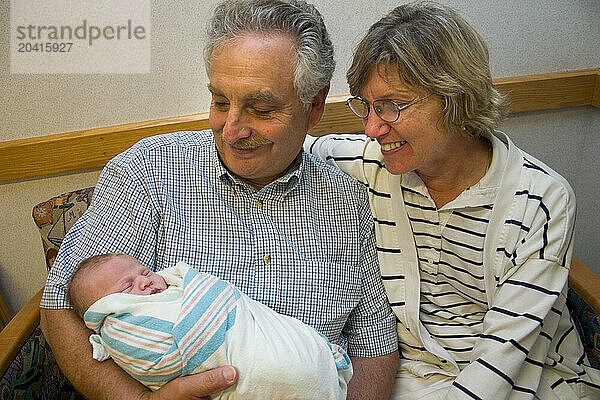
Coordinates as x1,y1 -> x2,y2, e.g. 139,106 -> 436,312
307,84 -> 330,131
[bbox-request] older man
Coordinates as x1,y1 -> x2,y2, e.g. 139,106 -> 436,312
40,1 -> 399,399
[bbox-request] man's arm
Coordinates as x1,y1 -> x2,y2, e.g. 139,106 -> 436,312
40,308 -> 237,400
340,182 -> 399,399
347,351 -> 399,400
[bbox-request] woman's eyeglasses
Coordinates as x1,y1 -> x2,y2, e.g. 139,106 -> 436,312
346,94 -> 432,123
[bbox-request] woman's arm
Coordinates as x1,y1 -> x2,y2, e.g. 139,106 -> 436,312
304,134 -> 381,184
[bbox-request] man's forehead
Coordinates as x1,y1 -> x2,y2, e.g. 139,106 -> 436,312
207,84 -> 285,105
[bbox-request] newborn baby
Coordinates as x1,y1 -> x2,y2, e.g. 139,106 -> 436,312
69,253 -> 352,399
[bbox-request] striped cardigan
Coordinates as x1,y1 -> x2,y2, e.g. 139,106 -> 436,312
306,131 -> 600,399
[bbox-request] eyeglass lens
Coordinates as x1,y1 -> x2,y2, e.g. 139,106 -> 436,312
347,98 -> 369,118
347,98 -> 400,122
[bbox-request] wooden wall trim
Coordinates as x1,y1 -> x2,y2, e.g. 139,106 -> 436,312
494,69 -> 599,113
593,69 -> 600,108
1,68 -> 598,183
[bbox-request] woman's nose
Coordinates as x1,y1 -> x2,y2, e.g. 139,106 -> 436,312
363,112 -> 390,139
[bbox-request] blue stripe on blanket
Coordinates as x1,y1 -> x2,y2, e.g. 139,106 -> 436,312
182,307 -> 237,375
106,314 -> 175,346
101,327 -> 178,364
85,310 -> 107,326
110,313 -> 174,333
318,332 -> 352,371
136,371 -> 182,387
120,363 -> 183,387
175,269 -> 240,375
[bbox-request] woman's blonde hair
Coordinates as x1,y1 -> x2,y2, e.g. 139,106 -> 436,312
347,2 -> 509,137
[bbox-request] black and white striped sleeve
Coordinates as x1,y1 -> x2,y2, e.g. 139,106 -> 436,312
304,134 -> 375,184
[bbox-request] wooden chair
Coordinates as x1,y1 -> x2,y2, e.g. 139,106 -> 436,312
0,293 -> 12,332
0,188 -> 94,399
567,258 -> 600,367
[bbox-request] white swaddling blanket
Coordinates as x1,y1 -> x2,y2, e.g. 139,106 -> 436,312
84,261 -> 352,399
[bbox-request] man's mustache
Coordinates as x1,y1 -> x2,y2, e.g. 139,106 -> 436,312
228,135 -> 273,149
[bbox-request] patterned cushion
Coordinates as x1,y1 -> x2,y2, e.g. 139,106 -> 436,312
32,187 -> 94,271
567,288 -> 600,368
0,328 -> 84,400
0,188 -> 94,399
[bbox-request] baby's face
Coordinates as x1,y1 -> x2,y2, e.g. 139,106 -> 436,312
87,255 -> 168,307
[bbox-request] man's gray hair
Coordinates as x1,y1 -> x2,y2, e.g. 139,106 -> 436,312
204,0 -> 334,109
347,2 -> 509,137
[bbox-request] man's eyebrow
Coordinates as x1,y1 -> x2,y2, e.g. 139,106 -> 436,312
245,91 -> 283,105
207,85 -> 224,96
207,85 -> 284,105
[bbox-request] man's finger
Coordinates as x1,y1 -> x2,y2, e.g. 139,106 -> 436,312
149,366 -> 238,400
192,366 -> 238,392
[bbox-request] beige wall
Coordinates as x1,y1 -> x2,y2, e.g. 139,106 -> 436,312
1,0 -> 599,313
0,170 -> 101,312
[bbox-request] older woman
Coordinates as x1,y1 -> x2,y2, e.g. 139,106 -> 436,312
306,3 -> 600,399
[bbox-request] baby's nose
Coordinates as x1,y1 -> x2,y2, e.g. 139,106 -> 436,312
136,276 -> 151,289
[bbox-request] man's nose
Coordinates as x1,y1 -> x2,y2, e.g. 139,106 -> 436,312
222,108 -> 252,144
363,111 -> 391,139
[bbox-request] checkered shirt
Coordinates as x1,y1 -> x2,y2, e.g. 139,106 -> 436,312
41,130 -> 398,357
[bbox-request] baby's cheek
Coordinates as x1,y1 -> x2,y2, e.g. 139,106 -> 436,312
157,276 -> 168,289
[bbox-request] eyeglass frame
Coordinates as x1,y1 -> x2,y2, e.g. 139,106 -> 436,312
345,93 -> 432,123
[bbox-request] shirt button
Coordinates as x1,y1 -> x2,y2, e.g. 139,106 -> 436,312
262,254 -> 271,264
257,200 -> 263,209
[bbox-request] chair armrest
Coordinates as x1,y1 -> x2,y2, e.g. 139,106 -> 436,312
0,288 -> 42,377
0,291 -> 12,331
569,257 -> 600,316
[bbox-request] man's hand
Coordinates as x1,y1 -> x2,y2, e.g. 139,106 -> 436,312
144,366 -> 238,400
40,308 -> 237,400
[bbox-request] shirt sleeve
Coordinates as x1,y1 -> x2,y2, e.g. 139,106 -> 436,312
447,176 -> 577,399
343,188 -> 399,357
304,134 -> 377,185
41,146 -> 162,309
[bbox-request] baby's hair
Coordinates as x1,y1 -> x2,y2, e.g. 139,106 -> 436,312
69,253 -> 123,318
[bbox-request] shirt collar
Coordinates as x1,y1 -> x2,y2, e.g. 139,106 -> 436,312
400,130 -> 507,209
470,130 -> 507,190
210,136 -> 303,195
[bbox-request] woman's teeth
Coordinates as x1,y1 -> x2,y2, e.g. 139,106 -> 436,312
381,141 -> 406,151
